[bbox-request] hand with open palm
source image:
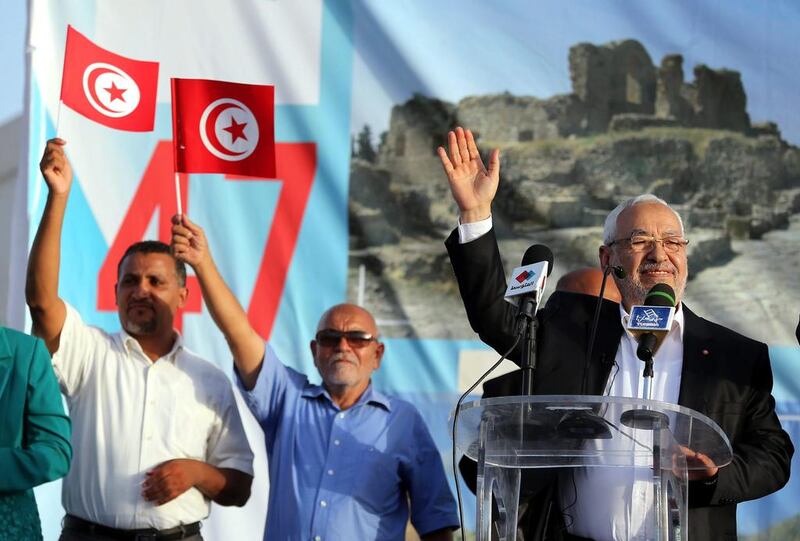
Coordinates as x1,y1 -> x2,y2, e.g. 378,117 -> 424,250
436,126 -> 500,223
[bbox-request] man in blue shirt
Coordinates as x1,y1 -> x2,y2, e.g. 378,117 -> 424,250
171,215 -> 459,541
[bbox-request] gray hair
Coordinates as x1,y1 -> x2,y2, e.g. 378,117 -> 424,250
602,194 -> 685,244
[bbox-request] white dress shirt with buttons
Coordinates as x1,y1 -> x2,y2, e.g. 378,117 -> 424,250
459,217 -> 686,541
52,304 -> 254,530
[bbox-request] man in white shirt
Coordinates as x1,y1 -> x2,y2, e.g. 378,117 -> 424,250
438,127 -> 792,540
26,138 -> 255,541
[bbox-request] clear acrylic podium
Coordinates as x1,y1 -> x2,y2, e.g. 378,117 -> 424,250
453,396 -> 733,541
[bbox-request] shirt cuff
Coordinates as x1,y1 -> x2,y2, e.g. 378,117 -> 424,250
457,215 -> 493,244
211,457 -> 255,476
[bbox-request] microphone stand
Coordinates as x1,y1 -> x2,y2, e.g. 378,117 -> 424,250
621,344 -> 666,429
640,343 -> 656,401
559,265 -> 619,441
620,346 -> 670,541
582,265 -> 617,395
517,297 -> 538,396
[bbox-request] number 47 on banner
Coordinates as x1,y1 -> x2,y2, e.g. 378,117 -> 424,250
96,140 -> 316,338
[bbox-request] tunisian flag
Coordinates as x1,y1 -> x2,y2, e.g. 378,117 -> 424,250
60,25 -> 159,131
171,78 -> 276,178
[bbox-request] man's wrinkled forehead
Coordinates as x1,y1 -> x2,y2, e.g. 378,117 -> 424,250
316,304 -> 378,334
617,203 -> 683,236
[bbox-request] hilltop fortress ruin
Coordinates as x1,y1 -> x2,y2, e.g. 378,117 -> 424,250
348,39 -> 800,336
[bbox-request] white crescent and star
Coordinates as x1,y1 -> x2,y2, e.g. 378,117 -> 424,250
198,98 -> 260,161
82,62 -> 141,118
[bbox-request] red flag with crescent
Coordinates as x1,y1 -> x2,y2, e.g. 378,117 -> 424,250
171,78 -> 276,178
60,25 -> 159,131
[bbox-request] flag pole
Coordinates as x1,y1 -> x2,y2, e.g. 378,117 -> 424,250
55,100 -> 63,137
170,79 -> 183,218
174,172 -> 183,217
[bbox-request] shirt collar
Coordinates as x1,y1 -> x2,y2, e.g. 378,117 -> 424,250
302,381 -> 392,412
619,302 -> 685,340
118,328 -> 184,363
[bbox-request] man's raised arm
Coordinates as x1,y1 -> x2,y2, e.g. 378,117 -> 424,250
171,214 -> 265,389
25,138 -> 72,353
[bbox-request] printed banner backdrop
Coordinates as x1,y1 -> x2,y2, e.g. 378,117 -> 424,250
16,0 -> 799,539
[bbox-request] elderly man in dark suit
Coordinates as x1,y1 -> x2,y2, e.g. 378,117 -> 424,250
439,127 -> 792,541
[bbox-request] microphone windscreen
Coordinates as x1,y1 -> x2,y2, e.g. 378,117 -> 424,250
645,283 -> 676,307
521,244 -> 554,276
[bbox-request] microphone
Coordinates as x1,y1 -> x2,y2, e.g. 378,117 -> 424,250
504,244 -> 554,327
581,264 -> 625,395
620,283 -> 677,428
627,283 -> 677,365
504,244 -> 554,395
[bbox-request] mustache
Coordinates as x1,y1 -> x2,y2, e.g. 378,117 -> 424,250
128,300 -> 154,309
329,352 -> 358,365
637,263 -> 675,274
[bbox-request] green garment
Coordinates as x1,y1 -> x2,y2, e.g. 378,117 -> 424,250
0,326 -> 72,541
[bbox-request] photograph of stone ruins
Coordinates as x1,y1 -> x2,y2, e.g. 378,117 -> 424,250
347,39 -> 800,343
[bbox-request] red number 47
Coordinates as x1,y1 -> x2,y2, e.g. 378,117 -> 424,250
97,140 -> 317,339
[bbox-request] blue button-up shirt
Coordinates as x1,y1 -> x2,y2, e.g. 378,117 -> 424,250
238,344 -> 458,541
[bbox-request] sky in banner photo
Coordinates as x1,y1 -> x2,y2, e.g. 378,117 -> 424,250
0,0 -> 25,124
350,0 -> 800,146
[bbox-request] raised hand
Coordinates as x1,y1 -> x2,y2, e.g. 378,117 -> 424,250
436,127 -> 500,223
39,138 -> 73,195
171,214 -> 211,271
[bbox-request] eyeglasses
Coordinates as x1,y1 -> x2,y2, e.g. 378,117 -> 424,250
608,235 -> 689,253
315,329 -> 378,348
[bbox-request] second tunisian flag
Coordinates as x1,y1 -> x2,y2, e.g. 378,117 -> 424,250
60,25 -> 159,131
171,78 -> 276,178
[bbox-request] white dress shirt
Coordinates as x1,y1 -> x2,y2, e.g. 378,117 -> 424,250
562,305 -> 684,541
458,217 -> 686,541
52,304 -> 254,529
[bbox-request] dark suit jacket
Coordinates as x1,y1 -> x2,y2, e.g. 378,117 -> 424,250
447,228 -> 793,541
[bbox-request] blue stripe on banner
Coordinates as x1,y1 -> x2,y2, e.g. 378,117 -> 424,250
737,346 -> 800,535
267,0 -> 354,373
770,345 -> 800,415
374,338 -> 490,394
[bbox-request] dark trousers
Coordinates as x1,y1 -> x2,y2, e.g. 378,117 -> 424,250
59,515 -> 203,541
60,534 -> 202,541
59,532 -> 203,541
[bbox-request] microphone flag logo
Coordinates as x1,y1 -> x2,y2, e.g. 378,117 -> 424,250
636,308 -> 661,326
60,25 -> 159,131
172,78 -> 276,178
515,270 -> 532,283
628,305 -> 674,331
504,261 -> 548,306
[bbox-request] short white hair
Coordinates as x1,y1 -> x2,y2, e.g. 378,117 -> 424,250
602,194 -> 685,245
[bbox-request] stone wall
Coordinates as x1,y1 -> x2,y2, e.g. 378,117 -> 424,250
570,39 -> 657,133
354,38 -> 795,240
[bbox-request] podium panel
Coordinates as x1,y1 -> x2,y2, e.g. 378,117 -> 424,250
453,396 -> 732,541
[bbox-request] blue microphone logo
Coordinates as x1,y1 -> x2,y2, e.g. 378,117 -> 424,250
629,305 -> 673,331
